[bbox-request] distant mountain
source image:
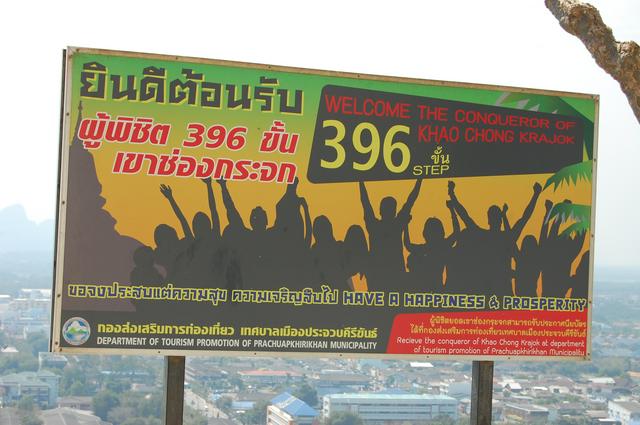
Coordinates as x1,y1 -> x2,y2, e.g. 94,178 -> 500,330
0,205 -> 54,253
0,206 -> 54,295
0,250 -> 53,295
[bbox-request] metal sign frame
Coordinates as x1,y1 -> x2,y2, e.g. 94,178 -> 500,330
52,47 -> 598,361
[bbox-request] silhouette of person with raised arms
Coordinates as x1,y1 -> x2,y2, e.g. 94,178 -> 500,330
217,178 -> 312,289
203,177 -> 222,238
158,182 -> 223,288
403,199 -> 459,293
154,184 -> 194,285
447,180 -> 542,297
129,245 -> 165,314
359,179 -> 422,292
274,177 -> 310,244
130,245 -> 164,284
152,224 -> 182,282
310,215 -> 343,288
187,178 -> 224,287
342,225 -> 369,291
217,178 -> 266,289
539,199 -> 586,298
272,177 -> 313,287
159,184 -> 193,241
571,250 -> 590,299
512,200 -> 556,297
513,235 -> 541,297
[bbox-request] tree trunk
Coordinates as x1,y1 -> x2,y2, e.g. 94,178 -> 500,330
546,0 -> 640,123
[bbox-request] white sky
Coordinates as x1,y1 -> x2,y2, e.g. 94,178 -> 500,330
0,0 -> 638,267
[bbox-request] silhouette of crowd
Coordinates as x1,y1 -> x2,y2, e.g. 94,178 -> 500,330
130,177 -> 589,299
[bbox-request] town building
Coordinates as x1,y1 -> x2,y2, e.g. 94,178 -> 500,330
312,372 -> 371,397
268,392 -> 319,425
238,370 -> 303,386
322,393 -> 458,424
446,381 -> 472,399
39,352 -> 69,370
0,370 -> 60,408
230,400 -> 254,414
502,403 -> 549,424
58,396 -> 93,411
0,403 -> 110,424
42,407 -> 113,425
0,289 -> 51,337
0,346 -> 19,353
185,363 -> 226,386
608,400 -> 640,425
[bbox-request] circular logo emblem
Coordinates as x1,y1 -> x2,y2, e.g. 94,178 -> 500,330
62,317 -> 91,346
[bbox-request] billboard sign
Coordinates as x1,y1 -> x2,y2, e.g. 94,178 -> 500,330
53,48 -> 597,359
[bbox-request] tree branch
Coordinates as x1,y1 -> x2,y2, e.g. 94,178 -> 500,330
546,0 -> 640,123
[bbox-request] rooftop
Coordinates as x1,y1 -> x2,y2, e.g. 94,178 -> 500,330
610,400 -> 640,413
315,373 -> 370,382
504,403 -> 549,413
40,352 -> 69,362
239,370 -> 302,377
589,377 -> 616,385
324,393 -> 456,401
58,396 -> 93,404
409,362 -> 434,368
271,393 -> 318,417
0,408 -> 20,425
207,419 -> 236,425
231,401 -> 255,411
41,407 -> 112,425
0,370 -> 59,387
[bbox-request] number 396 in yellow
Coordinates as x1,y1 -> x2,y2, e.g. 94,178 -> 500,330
320,120 -> 411,173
